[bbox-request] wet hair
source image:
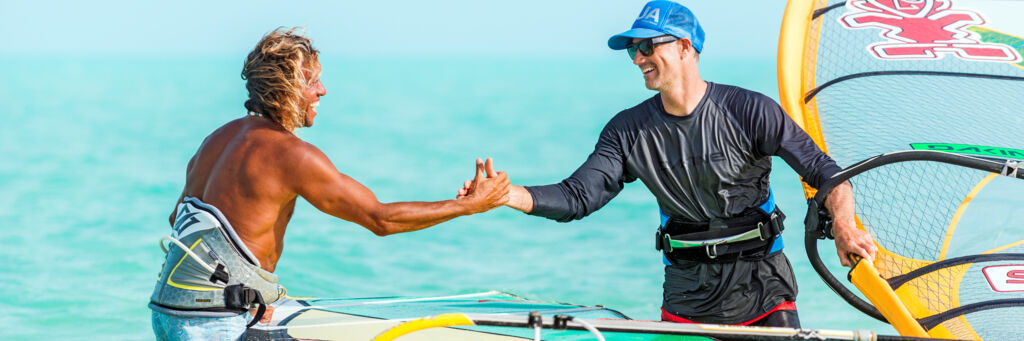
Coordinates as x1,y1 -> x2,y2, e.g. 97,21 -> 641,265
241,27 -> 320,132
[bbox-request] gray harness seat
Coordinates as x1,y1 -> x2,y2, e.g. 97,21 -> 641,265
149,197 -> 282,326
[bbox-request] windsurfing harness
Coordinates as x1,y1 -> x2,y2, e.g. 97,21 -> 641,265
657,190 -> 786,263
149,197 -> 282,327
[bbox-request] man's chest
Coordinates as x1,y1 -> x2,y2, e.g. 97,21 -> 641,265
627,116 -> 758,183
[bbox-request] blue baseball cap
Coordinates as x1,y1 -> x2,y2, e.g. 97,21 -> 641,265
607,1 -> 705,53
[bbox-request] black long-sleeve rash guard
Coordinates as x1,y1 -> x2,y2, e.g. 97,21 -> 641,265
526,82 -> 840,223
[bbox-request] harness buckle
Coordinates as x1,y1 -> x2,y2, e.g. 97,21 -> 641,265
655,227 -> 663,251
706,243 -> 719,259
209,263 -> 229,285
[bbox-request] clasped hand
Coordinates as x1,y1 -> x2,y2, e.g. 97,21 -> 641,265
457,158 -> 510,213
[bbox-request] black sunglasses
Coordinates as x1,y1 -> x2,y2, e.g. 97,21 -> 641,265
626,36 -> 679,59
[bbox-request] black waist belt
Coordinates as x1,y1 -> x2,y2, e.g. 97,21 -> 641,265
656,209 -> 785,263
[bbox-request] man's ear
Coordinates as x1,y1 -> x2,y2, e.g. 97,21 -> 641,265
678,38 -> 693,59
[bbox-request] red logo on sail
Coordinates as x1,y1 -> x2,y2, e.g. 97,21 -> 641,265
840,0 -> 1022,62
983,265 -> 1024,292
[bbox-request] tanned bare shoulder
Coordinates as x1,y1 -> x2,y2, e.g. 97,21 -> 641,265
281,136 -> 334,176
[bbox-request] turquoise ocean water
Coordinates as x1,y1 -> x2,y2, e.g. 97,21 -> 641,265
0,56 -> 898,339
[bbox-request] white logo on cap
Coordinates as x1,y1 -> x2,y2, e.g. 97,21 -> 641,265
639,6 -> 660,23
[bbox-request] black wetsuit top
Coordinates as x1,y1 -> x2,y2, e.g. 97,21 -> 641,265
525,82 -> 840,324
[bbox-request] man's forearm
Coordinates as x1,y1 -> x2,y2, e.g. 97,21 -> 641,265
506,185 -> 534,213
824,181 -> 856,233
373,174 -> 512,235
823,180 -> 878,266
368,199 -> 480,236
325,160 -> 509,237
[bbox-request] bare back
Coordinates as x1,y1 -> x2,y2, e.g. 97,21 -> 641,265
174,116 -> 306,272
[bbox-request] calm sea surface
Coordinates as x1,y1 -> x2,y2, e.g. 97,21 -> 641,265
0,56 -> 897,339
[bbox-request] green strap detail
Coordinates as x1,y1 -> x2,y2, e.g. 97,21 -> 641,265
666,228 -> 764,249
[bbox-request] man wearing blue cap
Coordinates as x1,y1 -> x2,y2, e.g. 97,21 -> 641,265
465,0 -> 877,327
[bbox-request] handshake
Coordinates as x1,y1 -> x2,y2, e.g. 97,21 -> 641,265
454,158 -> 530,214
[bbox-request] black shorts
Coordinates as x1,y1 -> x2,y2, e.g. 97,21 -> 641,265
661,251 -> 799,325
750,309 -> 801,328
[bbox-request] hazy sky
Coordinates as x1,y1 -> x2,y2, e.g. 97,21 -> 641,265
1,1 -> 788,60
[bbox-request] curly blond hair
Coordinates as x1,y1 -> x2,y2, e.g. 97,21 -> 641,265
241,27 -> 321,132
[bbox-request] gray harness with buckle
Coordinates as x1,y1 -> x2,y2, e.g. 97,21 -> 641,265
656,209 -> 785,263
149,197 -> 282,327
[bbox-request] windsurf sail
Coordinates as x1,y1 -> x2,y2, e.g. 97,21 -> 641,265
778,0 -> 1024,339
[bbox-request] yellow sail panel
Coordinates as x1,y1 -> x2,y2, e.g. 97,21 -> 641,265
777,0 -> 813,131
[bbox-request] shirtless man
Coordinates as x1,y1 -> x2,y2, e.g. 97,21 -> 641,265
148,28 -> 510,341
